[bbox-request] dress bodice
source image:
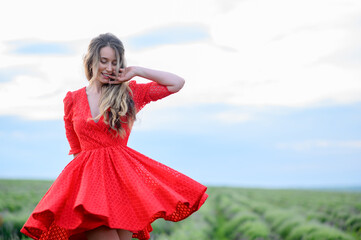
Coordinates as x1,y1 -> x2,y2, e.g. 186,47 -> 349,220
63,81 -> 174,154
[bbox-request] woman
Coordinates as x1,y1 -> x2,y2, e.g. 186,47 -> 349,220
21,33 -> 208,240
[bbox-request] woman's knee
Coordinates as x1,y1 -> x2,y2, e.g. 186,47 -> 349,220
116,229 -> 133,240
86,226 -> 119,240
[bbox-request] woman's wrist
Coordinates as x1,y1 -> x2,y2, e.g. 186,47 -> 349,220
132,66 -> 145,78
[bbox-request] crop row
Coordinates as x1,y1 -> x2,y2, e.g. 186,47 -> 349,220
150,187 -> 361,240
207,187 -> 361,240
1,181 -> 361,240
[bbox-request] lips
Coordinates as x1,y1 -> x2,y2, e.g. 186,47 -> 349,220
101,73 -> 110,79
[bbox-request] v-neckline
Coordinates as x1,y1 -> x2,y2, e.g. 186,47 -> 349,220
84,87 -> 102,124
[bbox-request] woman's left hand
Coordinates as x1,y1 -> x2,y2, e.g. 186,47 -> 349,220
107,66 -> 185,93
107,66 -> 137,84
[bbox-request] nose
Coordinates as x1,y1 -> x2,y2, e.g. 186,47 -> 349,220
106,62 -> 113,72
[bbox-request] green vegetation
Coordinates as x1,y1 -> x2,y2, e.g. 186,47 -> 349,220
0,179 -> 52,240
0,180 -> 361,240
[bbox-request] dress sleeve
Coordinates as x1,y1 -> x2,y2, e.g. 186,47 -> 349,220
129,81 -> 175,112
63,91 -> 82,155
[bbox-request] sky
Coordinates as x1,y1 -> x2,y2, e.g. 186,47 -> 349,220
0,0 -> 360,188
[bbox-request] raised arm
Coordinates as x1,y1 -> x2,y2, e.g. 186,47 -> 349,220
108,66 -> 185,92
132,67 -> 185,92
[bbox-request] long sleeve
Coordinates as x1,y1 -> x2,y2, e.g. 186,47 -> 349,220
129,81 -> 175,112
63,91 -> 81,155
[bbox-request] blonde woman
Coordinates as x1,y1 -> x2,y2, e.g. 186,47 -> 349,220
21,33 -> 208,240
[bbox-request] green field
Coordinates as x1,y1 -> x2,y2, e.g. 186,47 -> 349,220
1,180 -> 360,240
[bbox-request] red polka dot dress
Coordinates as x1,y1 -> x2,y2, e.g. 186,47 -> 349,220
21,81 -> 208,240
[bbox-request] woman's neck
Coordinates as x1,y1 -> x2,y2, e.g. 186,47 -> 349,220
87,80 -> 102,94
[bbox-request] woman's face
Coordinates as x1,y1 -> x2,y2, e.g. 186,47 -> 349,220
97,46 -> 117,82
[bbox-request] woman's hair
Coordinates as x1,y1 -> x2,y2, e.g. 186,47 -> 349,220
83,33 -> 136,137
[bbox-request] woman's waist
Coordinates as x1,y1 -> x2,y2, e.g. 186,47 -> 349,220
80,143 -> 127,151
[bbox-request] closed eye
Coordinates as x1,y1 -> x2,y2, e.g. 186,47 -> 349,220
100,57 -> 117,65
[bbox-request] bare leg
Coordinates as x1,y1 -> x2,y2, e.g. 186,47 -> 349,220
116,229 -> 133,240
86,226 -> 120,240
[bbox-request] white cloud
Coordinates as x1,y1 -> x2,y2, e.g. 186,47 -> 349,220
0,0 -> 360,121
207,0 -> 361,106
0,52 -> 86,120
0,0 -> 221,42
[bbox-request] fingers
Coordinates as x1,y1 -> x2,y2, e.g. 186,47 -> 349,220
109,68 -> 134,83
108,75 -> 129,83
97,68 -> 132,85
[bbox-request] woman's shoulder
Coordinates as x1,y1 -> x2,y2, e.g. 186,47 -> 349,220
128,80 -> 137,89
63,87 -> 86,104
65,87 -> 86,97
72,86 -> 86,95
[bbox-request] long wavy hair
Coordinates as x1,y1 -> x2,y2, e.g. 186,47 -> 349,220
83,33 -> 136,137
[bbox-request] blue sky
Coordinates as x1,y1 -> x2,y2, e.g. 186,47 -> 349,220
0,0 -> 361,188
1,102 -> 360,188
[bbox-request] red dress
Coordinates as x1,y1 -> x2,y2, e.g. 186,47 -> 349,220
21,81 -> 208,240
